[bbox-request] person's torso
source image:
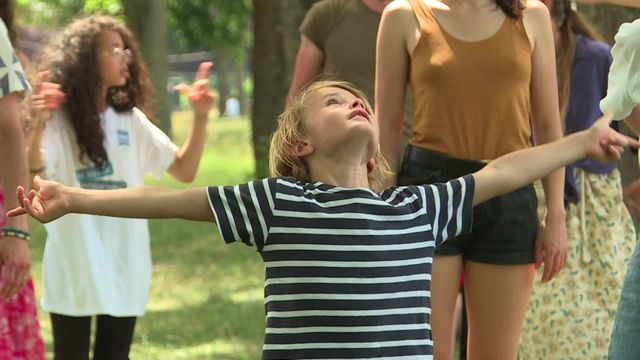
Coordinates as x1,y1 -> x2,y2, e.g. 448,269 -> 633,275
39,107 -> 160,315
260,179 -> 437,358
407,0 -> 532,160
320,0 -> 381,102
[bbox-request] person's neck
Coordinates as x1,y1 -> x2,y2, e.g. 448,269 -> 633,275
97,87 -> 108,113
361,0 -> 391,13
308,155 -> 371,189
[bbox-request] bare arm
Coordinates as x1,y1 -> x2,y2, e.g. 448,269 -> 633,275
0,93 -> 30,221
473,113 -> 638,205
11,176 -> 214,223
526,4 -> 566,220
376,2 -> 413,183
524,3 -> 568,282
26,71 -> 66,185
168,62 -> 215,183
0,92 -> 31,300
286,35 -> 324,105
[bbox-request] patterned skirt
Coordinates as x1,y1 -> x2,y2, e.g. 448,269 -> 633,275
519,169 -> 636,360
0,188 -> 46,360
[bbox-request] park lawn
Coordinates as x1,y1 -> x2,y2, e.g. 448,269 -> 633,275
29,112 -> 266,359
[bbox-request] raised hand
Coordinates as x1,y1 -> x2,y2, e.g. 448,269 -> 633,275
174,62 -> 216,119
7,176 -> 71,224
30,71 -> 65,120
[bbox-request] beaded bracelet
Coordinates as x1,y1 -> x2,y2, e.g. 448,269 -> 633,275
1,226 -> 31,242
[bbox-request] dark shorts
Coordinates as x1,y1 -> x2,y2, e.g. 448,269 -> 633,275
398,145 -> 538,264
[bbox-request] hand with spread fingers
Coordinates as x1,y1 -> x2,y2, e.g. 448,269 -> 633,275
8,176 -> 70,224
30,70 -> 66,120
174,62 -> 216,120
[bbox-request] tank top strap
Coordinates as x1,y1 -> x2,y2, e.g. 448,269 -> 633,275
406,0 -> 436,30
493,12 -> 532,51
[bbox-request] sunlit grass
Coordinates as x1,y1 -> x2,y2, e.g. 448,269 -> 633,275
29,112 -> 265,359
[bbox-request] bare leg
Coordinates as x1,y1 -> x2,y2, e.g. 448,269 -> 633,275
431,255 -> 464,360
465,261 -> 535,360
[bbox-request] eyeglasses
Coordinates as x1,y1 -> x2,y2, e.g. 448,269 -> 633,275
103,47 -> 133,64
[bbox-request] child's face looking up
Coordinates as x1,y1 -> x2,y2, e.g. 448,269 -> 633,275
301,86 -> 379,161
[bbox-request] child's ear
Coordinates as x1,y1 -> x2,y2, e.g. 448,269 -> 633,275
367,158 -> 375,173
291,141 -> 314,157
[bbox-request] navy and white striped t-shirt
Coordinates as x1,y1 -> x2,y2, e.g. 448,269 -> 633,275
207,175 -> 474,359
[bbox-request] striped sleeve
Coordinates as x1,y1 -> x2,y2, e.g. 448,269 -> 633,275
420,174 -> 474,245
206,178 -> 278,251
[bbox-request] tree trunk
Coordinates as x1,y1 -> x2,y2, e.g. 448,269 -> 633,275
217,52 -> 231,116
252,0 -> 314,178
122,0 -> 171,137
234,53 -> 249,117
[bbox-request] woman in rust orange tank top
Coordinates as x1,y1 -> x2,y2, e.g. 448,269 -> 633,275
376,0 -> 565,359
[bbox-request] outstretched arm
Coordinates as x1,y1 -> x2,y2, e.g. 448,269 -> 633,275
0,92 -> 31,300
473,113 -> 639,205
9,176 -> 214,223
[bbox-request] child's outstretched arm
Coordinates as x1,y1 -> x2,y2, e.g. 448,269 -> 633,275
8,176 -> 213,224
473,112 -> 640,205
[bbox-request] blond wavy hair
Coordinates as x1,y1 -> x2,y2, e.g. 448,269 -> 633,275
269,80 -> 392,192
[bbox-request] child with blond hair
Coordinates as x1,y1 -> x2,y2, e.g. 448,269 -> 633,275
10,80 -> 638,360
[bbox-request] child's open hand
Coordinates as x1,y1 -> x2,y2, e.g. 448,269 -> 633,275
586,112 -> 640,162
174,62 -> 216,119
7,176 -> 71,223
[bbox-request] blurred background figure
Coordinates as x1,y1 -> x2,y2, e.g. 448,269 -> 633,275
520,1 -> 636,358
376,1 -> 566,358
28,14 -> 213,360
0,0 -> 46,358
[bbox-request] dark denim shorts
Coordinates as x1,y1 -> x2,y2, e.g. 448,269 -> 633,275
397,145 -> 538,264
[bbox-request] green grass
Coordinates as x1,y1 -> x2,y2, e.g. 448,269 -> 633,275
29,112 -> 265,359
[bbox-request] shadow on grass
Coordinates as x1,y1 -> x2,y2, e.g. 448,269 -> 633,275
137,218 -> 266,358
135,291 -> 265,353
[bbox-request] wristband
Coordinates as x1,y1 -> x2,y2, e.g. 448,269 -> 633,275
1,226 -> 31,242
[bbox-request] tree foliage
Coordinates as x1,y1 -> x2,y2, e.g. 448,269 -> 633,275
167,0 -> 251,57
16,0 -> 123,27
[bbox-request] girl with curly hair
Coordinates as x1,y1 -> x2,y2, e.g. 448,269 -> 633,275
28,14 -> 214,359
